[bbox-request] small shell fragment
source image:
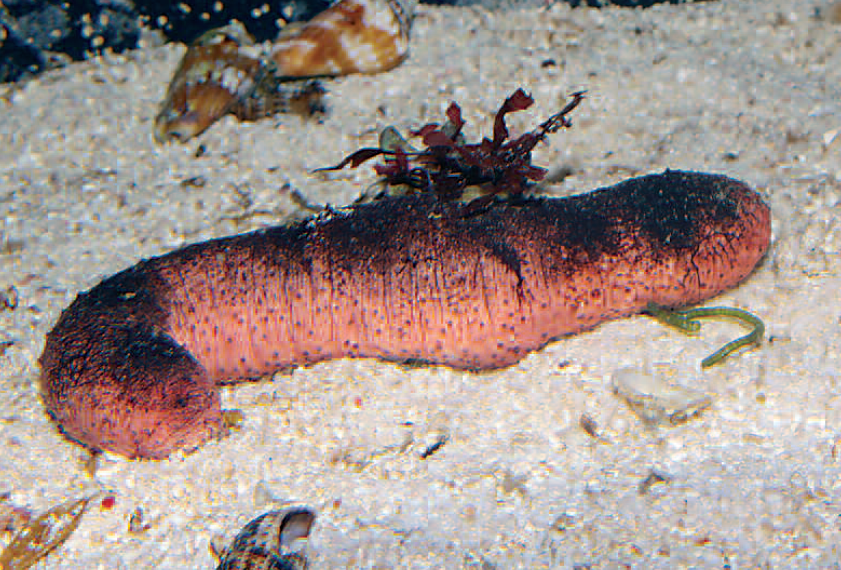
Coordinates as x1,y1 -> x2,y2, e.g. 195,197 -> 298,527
823,127 -> 839,149
215,508 -> 316,570
611,366 -> 712,427
637,469 -> 672,495
0,285 -> 18,311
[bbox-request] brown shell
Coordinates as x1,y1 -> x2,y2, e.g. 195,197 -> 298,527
215,508 -> 315,570
154,25 -> 264,142
154,0 -> 416,142
269,0 -> 416,77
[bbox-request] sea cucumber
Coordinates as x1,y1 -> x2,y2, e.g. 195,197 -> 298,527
39,170 -> 771,459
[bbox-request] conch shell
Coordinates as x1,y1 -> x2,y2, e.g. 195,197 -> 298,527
214,508 -> 315,570
269,0 -> 416,77
154,0 -> 416,142
154,24 -> 263,142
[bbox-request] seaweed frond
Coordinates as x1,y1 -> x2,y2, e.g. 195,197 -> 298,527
318,89 -> 585,209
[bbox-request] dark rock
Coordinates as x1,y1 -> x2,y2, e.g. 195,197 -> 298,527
0,0 -> 140,83
133,0 -> 332,44
0,17 -> 46,83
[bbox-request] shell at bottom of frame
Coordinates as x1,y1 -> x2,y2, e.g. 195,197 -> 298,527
215,507 -> 316,570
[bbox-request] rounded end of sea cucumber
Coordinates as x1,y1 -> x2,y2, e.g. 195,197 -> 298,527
40,325 -> 223,460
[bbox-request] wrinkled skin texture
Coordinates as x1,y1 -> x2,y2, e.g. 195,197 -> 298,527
40,170 -> 771,459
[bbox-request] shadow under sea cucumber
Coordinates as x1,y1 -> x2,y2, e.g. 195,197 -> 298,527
39,170 -> 771,459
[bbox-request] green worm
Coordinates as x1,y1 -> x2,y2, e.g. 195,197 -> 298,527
645,303 -> 765,368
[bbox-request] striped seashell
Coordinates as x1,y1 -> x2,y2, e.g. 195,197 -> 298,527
154,23 -> 264,142
230,79 -> 327,125
154,0 -> 416,142
215,508 -> 315,570
268,0 -> 417,78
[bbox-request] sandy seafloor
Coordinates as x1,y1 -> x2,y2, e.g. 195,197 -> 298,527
1,0 -> 841,567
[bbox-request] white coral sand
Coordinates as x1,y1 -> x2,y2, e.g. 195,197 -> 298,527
1,0 -> 840,567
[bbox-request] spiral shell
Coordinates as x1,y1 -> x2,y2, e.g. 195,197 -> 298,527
154,23 -> 263,142
154,0 -> 416,142
269,0 -> 417,77
215,508 -> 315,570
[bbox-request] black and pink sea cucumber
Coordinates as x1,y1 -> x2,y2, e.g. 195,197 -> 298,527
39,170 -> 771,459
